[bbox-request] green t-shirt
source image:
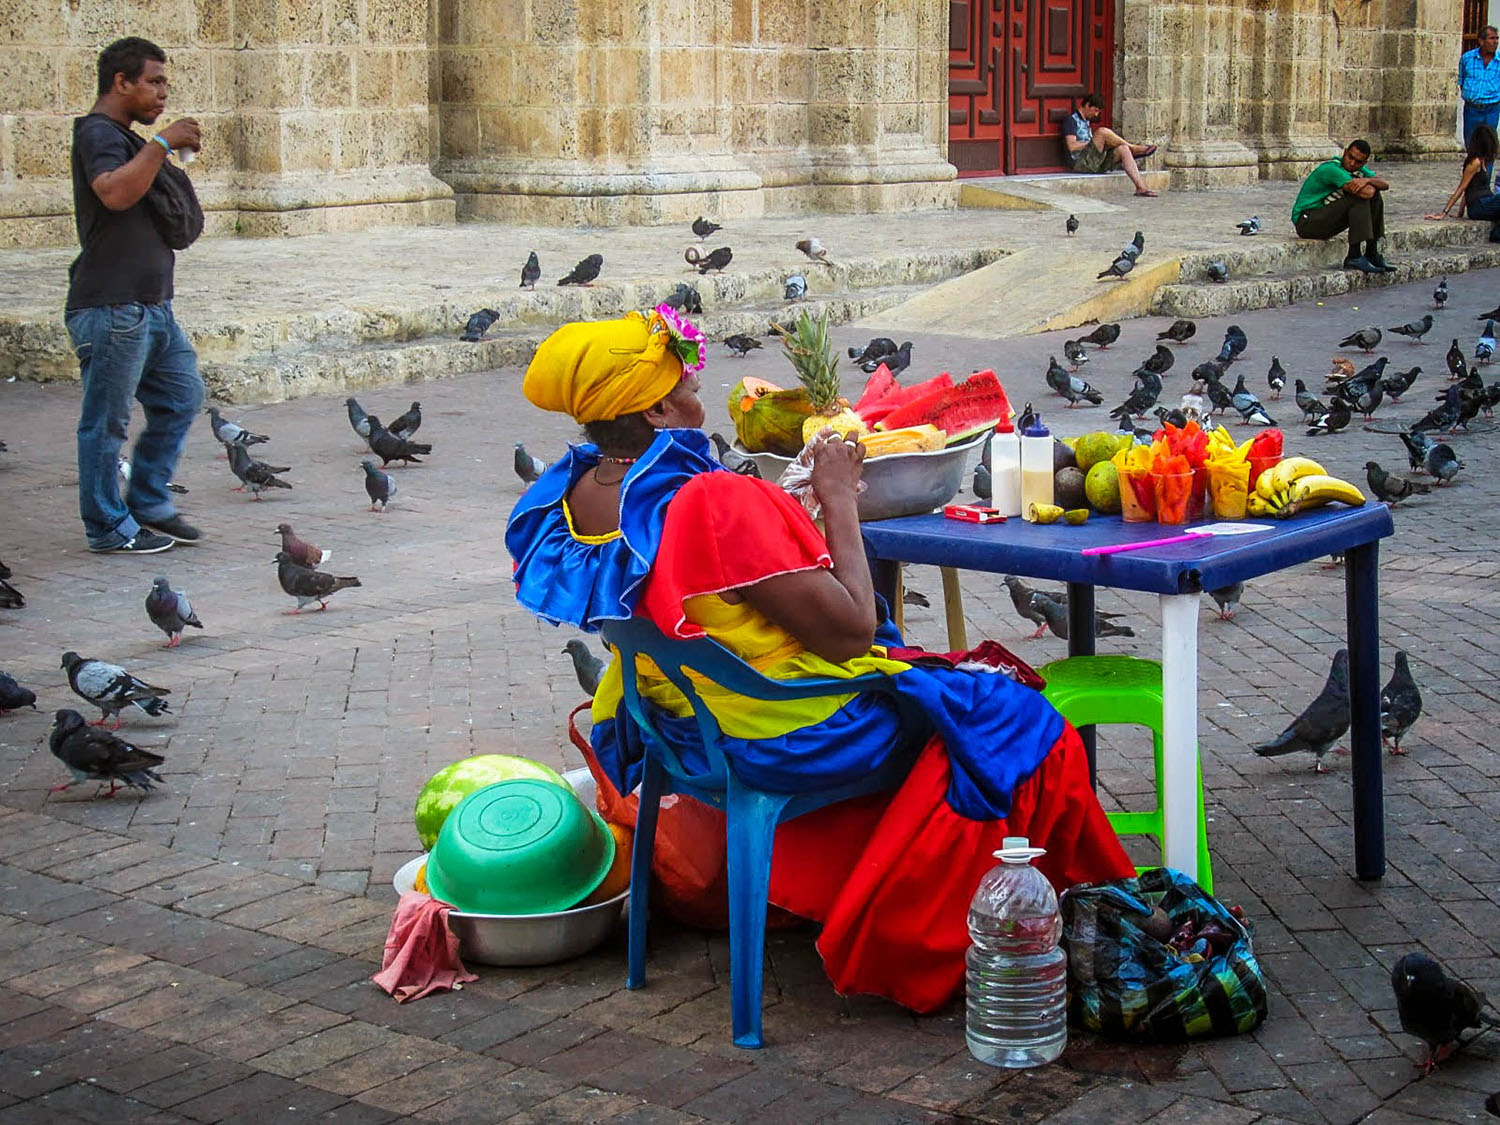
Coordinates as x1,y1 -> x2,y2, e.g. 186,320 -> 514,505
1292,160 -> 1371,223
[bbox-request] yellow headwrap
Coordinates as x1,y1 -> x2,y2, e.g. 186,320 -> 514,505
522,312 -> 684,423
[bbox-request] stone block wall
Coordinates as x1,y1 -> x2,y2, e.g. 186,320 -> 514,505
0,0 -> 452,248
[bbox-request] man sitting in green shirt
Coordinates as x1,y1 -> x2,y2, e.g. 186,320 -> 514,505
1291,139 -> 1395,274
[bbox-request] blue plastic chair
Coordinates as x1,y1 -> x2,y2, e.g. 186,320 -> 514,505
599,617 -> 918,1048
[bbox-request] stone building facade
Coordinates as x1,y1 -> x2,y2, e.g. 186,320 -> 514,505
0,0 -> 1466,249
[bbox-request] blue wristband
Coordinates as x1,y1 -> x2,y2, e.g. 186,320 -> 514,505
151,134 -> 172,154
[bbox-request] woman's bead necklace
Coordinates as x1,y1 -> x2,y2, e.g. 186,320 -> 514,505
592,453 -> 639,487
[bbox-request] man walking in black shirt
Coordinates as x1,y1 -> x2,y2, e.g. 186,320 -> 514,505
67,37 -> 203,553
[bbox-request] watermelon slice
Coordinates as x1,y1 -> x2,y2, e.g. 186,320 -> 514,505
854,365 -> 899,414
859,372 -> 954,426
878,369 -> 1011,440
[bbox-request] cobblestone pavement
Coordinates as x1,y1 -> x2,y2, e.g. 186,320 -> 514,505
3,264 -> 1500,1123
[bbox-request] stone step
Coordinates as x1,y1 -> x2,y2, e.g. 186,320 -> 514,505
1153,224 -> 1500,317
201,286 -> 941,403
960,170 -> 1171,213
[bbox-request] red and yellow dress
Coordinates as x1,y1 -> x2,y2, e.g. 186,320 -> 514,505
506,429 -> 1132,1012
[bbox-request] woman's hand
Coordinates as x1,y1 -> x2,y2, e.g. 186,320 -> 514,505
808,430 -> 866,509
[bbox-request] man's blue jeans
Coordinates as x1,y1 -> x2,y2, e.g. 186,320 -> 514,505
64,301 -> 202,549
1465,100 -> 1500,147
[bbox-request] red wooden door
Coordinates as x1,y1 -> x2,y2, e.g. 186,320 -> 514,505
948,0 -> 1114,177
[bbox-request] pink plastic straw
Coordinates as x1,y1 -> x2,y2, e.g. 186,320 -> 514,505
1081,531 -> 1211,557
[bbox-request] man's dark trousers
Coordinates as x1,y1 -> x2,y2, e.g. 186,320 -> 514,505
1294,190 -> 1383,253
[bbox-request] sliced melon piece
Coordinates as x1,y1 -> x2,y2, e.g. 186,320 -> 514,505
858,372 -> 954,426
853,364 -> 899,414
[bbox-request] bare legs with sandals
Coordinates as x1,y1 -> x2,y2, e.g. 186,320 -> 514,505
1091,127 -> 1158,196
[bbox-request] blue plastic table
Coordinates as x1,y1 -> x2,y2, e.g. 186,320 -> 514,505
862,503 -> 1396,881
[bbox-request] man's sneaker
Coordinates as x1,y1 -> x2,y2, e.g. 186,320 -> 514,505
139,515 -> 202,544
91,531 -> 173,555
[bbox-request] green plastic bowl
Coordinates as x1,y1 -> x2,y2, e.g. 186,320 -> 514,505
425,779 -> 615,915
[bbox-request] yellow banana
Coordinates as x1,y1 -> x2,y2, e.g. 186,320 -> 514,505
1284,474 -> 1366,510
1246,493 -> 1276,517
1257,456 -> 1328,499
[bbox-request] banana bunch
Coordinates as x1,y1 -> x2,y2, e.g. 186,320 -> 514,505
1247,456 -> 1365,518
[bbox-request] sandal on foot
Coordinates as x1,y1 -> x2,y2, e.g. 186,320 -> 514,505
1134,189 -> 1159,197
1139,144 -> 1158,158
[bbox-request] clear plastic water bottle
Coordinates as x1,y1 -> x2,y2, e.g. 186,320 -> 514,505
965,836 -> 1068,1068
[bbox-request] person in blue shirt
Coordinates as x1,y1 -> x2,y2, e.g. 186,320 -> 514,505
1061,93 -> 1159,197
1291,139 -> 1395,274
1460,26 -> 1500,146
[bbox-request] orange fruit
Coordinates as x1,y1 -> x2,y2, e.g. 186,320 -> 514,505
580,822 -> 633,906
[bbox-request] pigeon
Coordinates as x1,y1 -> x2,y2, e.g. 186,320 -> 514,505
346,397 -> 372,440
795,237 -> 834,266
1483,380 -> 1500,417
361,459 -> 397,511
1380,366 -> 1421,401
1424,440 -> 1463,484
1138,344 -> 1174,377
0,558 -> 22,610
0,671 -> 36,712
1060,371 -> 1103,408
1157,319 -> 1197,343
1153,405 -> 1189,430
519,250 -> 541,289
1063,339 -> 1090,369
865,341 -> 912,376
1380,651 -> 1422,754
724,334 -> 762,358
365,415 -> 432,466
460,307 -> 500,341
692,216 -> 722,241
1218,325 -> 1248,364
388,401 -> 422,440
1236,215 -> 1261,235
227,443 -> 292,498
557,254 -> 603,286
1045,356 -> 1073,396
1478,319 -> 1496,364
1399,430 -> 1431,472
1078,323 -> 1121,348
1030,592 -> 1135,641
1294,379 -> 1324,423
1348,378 -> 1385,419
1206,260 -> 1229,283
61,652 -> 170,729
695,246 -> 733,275
973,461 -> 991,500
1251,649 -> 1350,771
1391,952 -> 1500,1074
1340,326 -> 1382,353
1117,412 -> 1155,444
1365,461 -> 1430,506
206,407 -> 269,451
1003,575 -> 1065,639
275,552 -> 361,613
1097,253 -> 1135,280
1065,214 -> 1079,236
144,577 -> 202,648
116,457 -> 188,496
563,639 -> 606,697
1124,230 -> 1145,259
1339,355 -> 1390,396
1191,359 -> 1229,385
1445,338 -> 1468,379
1230,372 -> 1275,425
783,274 -> 807,301
514,442 -> 547,484
1305,400 -> 1351,436
1109,372 -> 1163,419
1266,356 -> 1286,399
275,523 -> 330,568
1433,278 -> 1448,309
48,709 -> 164,797
849,338 -> 898,365
1207,582 -> 1243,621
1331,356 -> 1357,379
708,432 -> 762,477
663,283 -> 703,315
1199,372 -> 1236,419
1389,314 -> 1434,344
1411,386 -> 1463,434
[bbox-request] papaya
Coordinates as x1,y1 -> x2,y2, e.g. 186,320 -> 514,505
728,378 -> 817,456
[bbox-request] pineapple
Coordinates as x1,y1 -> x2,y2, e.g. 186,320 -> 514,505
781,309 -> 868,445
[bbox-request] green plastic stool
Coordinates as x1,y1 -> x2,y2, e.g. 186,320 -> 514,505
1037,655 -> 1213,893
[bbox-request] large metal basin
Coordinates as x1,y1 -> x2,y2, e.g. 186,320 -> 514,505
732,430 -> 986,521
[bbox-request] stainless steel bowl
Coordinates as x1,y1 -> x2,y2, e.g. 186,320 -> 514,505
391,767 -> 627,966
732,430 -> 986,521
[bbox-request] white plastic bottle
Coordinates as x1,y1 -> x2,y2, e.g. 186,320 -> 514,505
965,837 -> 1068,1068
1020,415 -> 1054,520
989,419 -> 1021,517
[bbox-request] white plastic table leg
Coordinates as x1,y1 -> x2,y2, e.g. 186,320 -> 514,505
1158,593 -> 1200,880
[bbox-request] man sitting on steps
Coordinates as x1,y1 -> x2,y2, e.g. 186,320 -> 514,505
1061,92 -> 1159,197
1292,139 -> 1396,274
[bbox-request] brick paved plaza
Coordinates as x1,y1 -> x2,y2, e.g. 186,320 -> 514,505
3,264 -> 1500,1123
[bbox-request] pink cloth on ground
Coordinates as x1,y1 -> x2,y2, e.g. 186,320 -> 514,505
372,892 -> 479,1003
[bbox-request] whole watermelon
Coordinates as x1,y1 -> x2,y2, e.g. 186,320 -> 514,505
413,755 -> 573,850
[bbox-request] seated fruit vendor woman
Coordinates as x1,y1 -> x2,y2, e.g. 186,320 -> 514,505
505,308 -> 1133,1012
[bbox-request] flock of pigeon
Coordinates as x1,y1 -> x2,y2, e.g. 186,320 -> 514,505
459,217 -> 840,361
0,396 -> 450,796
